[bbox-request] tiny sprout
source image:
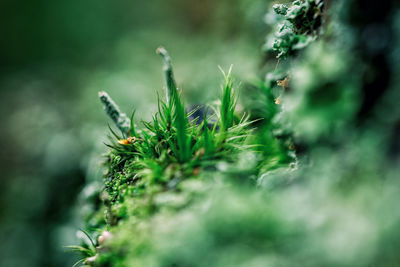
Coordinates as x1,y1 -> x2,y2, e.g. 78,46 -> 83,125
84,254 -> 98,265
98,231 -> 113,245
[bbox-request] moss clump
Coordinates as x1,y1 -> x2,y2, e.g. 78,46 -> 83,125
71,47 -> 281,266
265,0 -> 325,58
72,0 -> 400,266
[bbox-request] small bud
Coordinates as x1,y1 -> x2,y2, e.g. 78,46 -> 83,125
117,136 -> 137,145
84,254 -> 98,265
277,76 -> 290,89
98,231 -> 112,245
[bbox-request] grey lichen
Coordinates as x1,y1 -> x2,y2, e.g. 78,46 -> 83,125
156,46 -> 177,105
267,0 -> 325,58
273,4 -> 289,16
98,91 -> 131,136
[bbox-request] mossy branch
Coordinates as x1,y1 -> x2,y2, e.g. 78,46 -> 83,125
156,46 -> 177,105
98,91 -> 131,136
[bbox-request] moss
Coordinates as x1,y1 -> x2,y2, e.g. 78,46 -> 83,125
265,0 -> 325,59
72,1 -> 400,266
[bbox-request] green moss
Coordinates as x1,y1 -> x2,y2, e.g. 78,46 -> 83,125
72,1 -> 400,266
266,0 -> 325,58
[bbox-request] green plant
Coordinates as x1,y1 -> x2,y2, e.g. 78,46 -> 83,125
73,47 -> 260,265
100,48 -> 254,195
73,1 -> 400,266
66,230 -> 98,267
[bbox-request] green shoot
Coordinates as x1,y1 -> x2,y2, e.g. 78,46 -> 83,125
171,88 -> 190,163
202,116 -> 214,156
66,229 -> 97,267
219,66 -> 237,132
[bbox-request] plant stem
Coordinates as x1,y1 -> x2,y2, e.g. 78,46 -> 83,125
156,46 -> 177,105
99,91 -> 131,136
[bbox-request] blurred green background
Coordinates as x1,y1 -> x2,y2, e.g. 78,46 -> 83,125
0,1 -> 272,266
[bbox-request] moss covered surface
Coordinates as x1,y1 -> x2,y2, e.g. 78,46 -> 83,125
72,0 -> 400,266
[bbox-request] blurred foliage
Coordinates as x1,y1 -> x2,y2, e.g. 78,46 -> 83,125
2,0 -> 400,266
74,0 -> 400,266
